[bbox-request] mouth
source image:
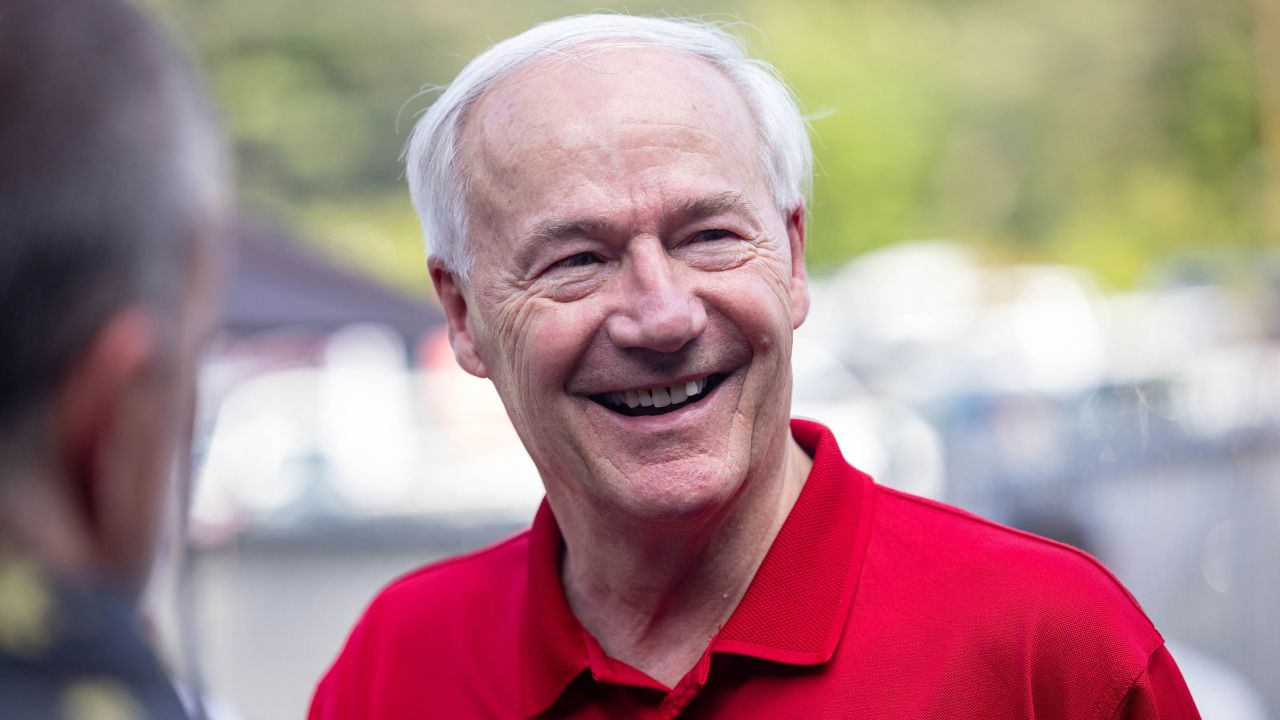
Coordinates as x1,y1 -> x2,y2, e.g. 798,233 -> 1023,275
588,373 -> 729,417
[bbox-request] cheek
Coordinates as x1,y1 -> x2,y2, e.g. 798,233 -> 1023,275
486,300 -> 599,407
705,262 -> 796,342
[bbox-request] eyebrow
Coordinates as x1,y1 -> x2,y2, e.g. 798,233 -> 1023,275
667,191 -> 751,224
527,217 -> 611,245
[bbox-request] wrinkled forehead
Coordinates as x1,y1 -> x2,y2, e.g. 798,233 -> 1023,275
456,47 -> 769,236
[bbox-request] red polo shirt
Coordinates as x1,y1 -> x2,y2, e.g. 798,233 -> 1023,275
310,419 -> 1199,719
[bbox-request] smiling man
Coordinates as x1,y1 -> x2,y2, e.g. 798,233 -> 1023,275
311,15 -> 1200,719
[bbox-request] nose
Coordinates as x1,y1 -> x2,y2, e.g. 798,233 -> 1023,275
605,239 -> 707,352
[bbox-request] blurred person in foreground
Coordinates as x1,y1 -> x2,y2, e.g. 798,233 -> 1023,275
312,15 -> 1199,719
0,0 -> 229,717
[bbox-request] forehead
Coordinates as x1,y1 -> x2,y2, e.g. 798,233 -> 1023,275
459,47 -> 768,240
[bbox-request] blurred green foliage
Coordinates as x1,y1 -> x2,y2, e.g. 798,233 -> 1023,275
148,0 -> 1271,292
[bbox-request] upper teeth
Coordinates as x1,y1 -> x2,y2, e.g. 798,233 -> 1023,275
606,378 -> 708,409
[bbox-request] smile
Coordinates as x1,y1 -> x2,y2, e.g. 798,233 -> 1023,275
589,373 -> 728,417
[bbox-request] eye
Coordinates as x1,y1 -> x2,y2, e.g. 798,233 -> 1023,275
692,229 -> 735,242
553,251 -> 602,269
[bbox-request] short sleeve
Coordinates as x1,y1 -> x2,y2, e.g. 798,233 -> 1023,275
307,671 -> 339,720
307,597 -> 383,720
1109,644 -> 1201,720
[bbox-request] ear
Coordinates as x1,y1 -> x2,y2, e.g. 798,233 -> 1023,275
785,205 -> 810,330
54,308 -> 158,484
429,257 -> 489,378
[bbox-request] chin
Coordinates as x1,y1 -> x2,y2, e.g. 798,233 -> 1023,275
609,460 -> 747,523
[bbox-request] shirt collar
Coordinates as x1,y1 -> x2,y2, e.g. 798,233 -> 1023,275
521,418 -> 875,717
710,418 -> 875,664
521,500 -> 590,716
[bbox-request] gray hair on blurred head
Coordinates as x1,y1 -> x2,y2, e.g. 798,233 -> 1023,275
0,0 -> 228,440
403,14 -> 812,278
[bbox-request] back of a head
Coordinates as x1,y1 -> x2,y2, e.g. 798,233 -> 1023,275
0,0 -> 228,447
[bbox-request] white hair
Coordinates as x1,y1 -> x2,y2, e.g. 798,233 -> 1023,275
403,14 -> 813,277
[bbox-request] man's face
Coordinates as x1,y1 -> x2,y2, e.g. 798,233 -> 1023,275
441,48 -> 808,521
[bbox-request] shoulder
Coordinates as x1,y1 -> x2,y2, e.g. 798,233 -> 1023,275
310,530 -> 532,718
867,486 -> 1164,683
0,668 -> 189,720
846,485 -> 1192,719
371,530 -> 530,612
872,485 -> 1152,619
352,529 -> 531,646
0,575 -> 189,720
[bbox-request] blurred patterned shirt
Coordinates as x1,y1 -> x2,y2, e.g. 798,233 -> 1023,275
0,556 -> 189,720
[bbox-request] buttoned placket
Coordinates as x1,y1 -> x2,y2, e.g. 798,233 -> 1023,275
655,644 -> 715,719
521,420 -> 874,719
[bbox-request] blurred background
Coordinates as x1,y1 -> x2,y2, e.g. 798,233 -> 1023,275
138,0 -> 1279,717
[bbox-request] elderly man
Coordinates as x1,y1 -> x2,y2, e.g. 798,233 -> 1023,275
312,15 -> 1199,719
0,0 -> 228,717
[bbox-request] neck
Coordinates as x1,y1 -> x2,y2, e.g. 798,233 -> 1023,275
557,434 -> 813,687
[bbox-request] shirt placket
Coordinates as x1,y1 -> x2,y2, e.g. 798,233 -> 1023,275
655,647 -> 714,719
